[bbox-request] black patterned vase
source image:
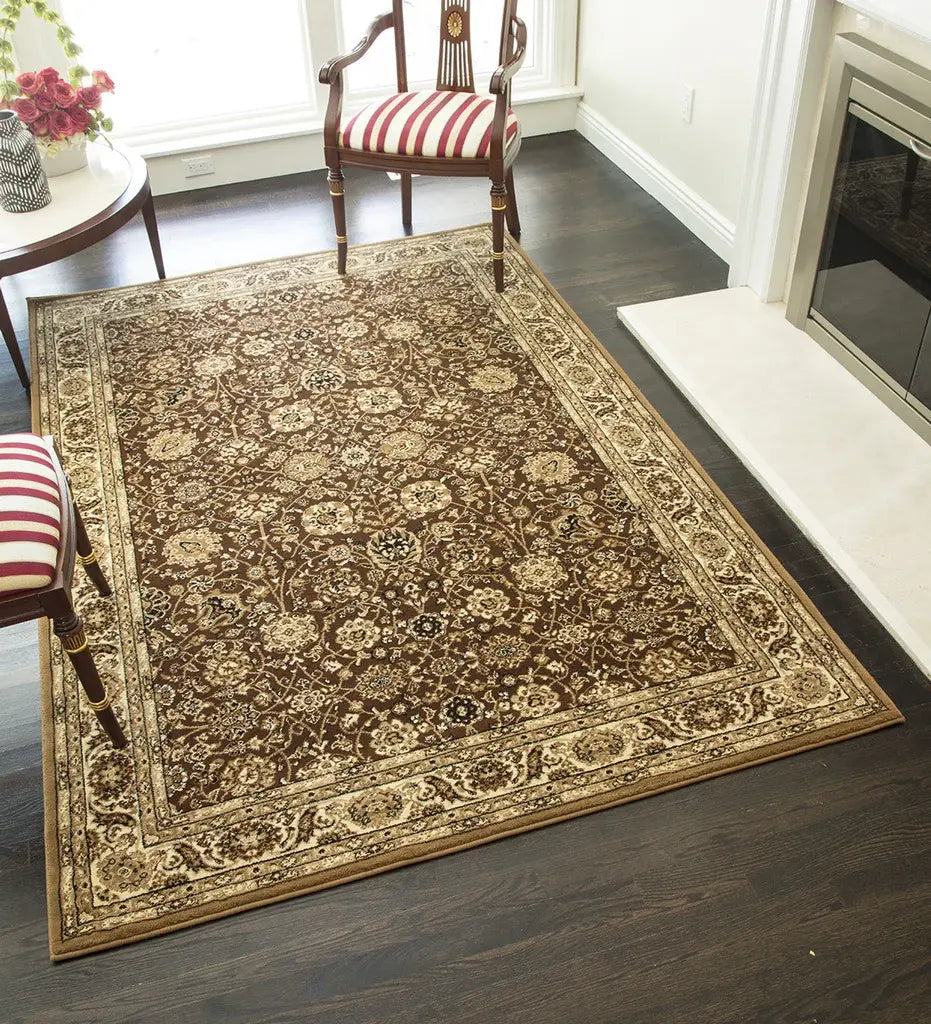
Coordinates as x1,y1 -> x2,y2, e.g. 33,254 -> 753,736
0,110 -> 52,213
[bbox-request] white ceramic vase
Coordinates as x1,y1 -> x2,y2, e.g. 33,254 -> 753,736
40,134 -> 88,177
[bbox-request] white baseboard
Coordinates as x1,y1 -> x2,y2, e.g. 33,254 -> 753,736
575,101 -> 735,264
145,90 -> 583,196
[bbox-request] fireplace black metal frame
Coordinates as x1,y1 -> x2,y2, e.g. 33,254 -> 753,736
787,33 -> 931,444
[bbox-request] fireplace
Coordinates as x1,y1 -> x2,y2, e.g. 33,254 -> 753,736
787,34 -> 931,442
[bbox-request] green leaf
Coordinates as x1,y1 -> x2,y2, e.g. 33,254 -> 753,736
0,37 -> 11,52
0,55 -> 15,73
101,116 -> 113,131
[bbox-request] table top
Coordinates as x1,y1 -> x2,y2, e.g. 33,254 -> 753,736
0,142 -> 148,267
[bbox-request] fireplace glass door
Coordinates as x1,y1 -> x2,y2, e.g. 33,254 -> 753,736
811,103 -> 931,415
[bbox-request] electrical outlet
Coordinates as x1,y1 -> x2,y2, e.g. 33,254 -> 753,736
681,85 -> 695,124
183,155 -> 215,178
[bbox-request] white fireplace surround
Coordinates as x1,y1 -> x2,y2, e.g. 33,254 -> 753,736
729,0 -> 931,303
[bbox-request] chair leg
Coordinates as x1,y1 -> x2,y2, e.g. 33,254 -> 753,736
401,172 -> 413,233
504,167 -> 521,239
327,167 -> 348,274
72,494 -> 111,598
54,604 -> 127,749
0,282 -> 30,392
491,180 -> 507,293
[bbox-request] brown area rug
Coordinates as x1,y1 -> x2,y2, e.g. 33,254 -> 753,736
32,227 -> 902,959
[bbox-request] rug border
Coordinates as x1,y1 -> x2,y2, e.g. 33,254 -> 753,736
29,226 -> 904,962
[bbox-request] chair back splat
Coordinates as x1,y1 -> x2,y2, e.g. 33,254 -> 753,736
389,1 -> 521,95
436,0 -> 475,93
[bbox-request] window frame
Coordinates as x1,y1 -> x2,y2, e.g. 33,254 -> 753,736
334,0 -> 566,104
12,0 -> 578,155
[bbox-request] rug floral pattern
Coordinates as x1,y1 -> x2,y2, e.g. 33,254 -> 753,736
33,227 -> 901,958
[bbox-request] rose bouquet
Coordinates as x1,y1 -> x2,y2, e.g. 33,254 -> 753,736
10,67 -> 114,156
0,0 -> 115,156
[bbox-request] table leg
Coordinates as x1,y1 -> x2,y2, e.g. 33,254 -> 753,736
141,190 -> 166,280
0,281 -> 30,391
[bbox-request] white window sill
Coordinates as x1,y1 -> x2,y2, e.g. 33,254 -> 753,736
122,86 -> 584,160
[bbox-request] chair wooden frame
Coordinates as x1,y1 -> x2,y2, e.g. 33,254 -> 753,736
318,0 -> 526,292
0,438 -> 126,749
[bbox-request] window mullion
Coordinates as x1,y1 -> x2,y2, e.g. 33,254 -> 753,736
306,0 -> 344,115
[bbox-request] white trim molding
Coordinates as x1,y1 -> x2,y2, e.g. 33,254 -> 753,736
728,0 -> 828,299
575,102 -> 735,263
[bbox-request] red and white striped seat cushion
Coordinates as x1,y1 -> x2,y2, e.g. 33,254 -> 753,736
340,91 -> 519,159
0,434 -> 62,594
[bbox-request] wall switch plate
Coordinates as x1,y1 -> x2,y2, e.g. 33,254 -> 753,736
183,155 -> 215,177
681,85 -> 695,124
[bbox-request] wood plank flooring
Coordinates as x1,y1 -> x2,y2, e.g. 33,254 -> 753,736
0,133 -> 928,1024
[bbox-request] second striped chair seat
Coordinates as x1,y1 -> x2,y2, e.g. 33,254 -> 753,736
0,434 -> 61,594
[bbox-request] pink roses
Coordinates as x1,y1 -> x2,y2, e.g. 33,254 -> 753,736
76,86 -> 101,110
12,98 -> 38,123
15,72 -> 40,95
92,71 -> 115,93
10,67 -> 114,143
48,109 -> 75,138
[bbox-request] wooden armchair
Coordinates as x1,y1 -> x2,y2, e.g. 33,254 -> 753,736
318,1 -> 526,292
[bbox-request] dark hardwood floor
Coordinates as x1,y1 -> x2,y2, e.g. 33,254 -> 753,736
1,133 -> 928,1024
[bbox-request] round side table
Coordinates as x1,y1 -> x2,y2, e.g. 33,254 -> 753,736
0,141 -> 165,392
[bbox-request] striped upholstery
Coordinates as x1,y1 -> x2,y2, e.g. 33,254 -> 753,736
340,91 -> 519,159
0,434 -> 62,594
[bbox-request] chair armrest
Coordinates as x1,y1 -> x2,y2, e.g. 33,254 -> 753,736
318,12 -> 394,85
489,16 -> 528,95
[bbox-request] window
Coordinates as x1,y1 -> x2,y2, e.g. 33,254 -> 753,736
13,1 -> 576,151
57,0 -> 314,138
340,0 -> 538,95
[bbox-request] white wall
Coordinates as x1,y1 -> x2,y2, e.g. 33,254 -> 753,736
574,0 -> 768,262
